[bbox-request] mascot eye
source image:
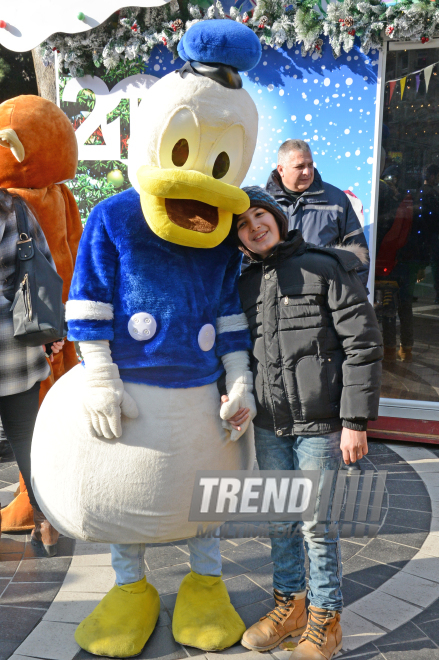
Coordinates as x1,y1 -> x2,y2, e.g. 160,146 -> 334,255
212,152 -> 230,179
172,139 -> 189,167
206,124 -> 244,185
159,108 -> 199,170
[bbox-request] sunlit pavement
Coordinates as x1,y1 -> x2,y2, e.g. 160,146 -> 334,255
2,441 -> 439,660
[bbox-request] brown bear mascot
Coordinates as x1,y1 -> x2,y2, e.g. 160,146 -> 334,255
0,95 -> 82,535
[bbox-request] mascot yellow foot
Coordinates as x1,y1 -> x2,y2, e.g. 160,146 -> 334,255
75,577 -> 160,657
172,571 -> 245,651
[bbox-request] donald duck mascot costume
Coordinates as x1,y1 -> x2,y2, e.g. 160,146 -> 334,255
32,19 -> 261,658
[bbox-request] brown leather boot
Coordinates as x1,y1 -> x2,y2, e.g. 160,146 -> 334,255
290,606 -> 342,659
1,473 -> 35,532
383,346 -> 397,363
398,345 -> 413,363
31,508 -> 59,557
241,589 -> 307,651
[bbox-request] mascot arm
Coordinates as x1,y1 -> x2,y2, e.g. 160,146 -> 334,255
215,250 -> 255,441
219,350 -> 256,442
60,183 -> 83,265
215,249 -> 252,357
66,208 -> 138,440
66,205 -> 118,342
79,340 -> 138,440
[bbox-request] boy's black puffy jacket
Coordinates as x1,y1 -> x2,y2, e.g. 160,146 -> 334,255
238,230 -> 383,437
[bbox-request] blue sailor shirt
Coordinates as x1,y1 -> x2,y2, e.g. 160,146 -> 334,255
66,188 -> 251,388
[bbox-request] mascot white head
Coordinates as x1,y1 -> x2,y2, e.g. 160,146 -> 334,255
129,19 -> 260,248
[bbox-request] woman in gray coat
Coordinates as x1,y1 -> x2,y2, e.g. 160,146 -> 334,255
0,188 -> 62,555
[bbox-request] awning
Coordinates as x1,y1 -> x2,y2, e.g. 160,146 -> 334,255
0,0 -> 171,52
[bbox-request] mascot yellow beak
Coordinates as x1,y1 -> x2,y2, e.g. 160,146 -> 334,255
137,166 -> 250,249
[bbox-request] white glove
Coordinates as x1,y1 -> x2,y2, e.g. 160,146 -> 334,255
79,340 -> 139,440
219,350 -> 257,442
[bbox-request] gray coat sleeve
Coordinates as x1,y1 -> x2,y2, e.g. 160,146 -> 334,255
341,197 -> 370,288
327,264 -> 383,428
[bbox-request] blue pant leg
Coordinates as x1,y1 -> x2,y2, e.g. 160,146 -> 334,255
187,536 -> 222,576
254,426 -> 306,594
111,538 -> 222,583
294,431 -> 343,611
111,543 -> 146,586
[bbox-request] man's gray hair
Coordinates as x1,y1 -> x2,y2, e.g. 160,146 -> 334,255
277,139 -> 311,166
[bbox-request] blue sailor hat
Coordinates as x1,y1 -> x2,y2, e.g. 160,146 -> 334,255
176,20 -> 261,89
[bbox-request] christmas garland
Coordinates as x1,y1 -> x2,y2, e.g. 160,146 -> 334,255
40,0 -> 439,76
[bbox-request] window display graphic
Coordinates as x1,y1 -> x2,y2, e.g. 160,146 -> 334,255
60,37 -> 378,241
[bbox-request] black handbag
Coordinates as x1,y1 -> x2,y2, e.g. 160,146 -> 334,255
10,197 -> 67,347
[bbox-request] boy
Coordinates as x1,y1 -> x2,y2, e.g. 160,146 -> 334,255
226,187 -> 383,659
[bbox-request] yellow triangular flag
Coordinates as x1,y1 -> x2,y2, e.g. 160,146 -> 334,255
424,64 -> 434,92
400,76 -> 406,99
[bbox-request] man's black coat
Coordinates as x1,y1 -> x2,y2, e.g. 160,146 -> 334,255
266,169 -> 370,287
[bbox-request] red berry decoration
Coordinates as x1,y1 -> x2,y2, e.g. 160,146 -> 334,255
348,28 -> 356,35
131,23 -> 138,31
385,25 -> 394,35
162,37 -> 167,45
421,36 -> 430,43
0,20 -> 6,28
243,15 -> 249,23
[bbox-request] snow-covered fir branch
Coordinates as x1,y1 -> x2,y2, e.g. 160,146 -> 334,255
40,0 -> 439,76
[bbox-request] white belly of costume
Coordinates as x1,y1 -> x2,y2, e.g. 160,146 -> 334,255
31,364 -> 255,544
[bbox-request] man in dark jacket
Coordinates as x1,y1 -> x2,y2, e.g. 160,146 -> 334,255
227,187 -> 382,660
266,139 -> 370,287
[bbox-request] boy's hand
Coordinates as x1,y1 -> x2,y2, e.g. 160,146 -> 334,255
220,395 -> 250,432
340,428 -> 368,465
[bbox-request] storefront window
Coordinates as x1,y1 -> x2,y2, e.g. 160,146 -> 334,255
377,46 -> 439,401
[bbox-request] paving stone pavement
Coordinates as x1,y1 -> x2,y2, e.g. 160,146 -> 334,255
2,440 -> 439,660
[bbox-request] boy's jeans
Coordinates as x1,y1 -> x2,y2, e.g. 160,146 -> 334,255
111,536 -> 222,586
254,426 -> 343,612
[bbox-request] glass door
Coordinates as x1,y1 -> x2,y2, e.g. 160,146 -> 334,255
376,45 -> 439,402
